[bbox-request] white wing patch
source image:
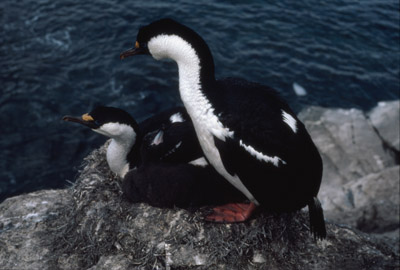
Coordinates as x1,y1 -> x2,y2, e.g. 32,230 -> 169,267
239,140 -> 286,167
282,110 -> 297,133
151,130 -> 164,145
169,112 -> 184,123
163,141 -> 182,158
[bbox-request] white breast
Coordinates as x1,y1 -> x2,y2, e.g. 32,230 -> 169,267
106,139 -> 132,178
93,123 -> 136,178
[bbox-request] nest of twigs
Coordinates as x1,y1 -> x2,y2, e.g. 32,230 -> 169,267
43,142 -> 323,269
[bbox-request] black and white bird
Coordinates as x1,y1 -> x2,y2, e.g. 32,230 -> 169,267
63,106 -> 202,177
63,106 -> 245,208
120,18 -> 326,239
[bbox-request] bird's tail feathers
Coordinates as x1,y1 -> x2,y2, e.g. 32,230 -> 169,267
308,196 -> 327,240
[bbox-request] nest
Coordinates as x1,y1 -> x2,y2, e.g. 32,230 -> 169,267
43,142 -> 322,269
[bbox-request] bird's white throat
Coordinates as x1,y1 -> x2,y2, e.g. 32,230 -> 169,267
94,123 -> 136,178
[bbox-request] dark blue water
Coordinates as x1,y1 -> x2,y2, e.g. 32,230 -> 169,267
1,0 -> 399,201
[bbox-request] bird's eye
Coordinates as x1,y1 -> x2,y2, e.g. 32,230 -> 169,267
135,41 -> 147,49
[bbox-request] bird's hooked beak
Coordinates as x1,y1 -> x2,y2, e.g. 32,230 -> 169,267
120,41 -> 148,59
62,113 -> 100,129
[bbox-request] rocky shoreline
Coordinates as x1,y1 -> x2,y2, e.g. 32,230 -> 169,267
0,101 -> 399,270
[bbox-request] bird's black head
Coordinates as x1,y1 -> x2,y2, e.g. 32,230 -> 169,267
88,106 -> 139,129
120,18 -> 216,84
63,106 -> 140,139
120,19 -> 195,58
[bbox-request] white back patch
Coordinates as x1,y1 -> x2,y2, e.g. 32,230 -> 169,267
169,112 -> 184,123
282,110 -> 298,133
239,140 -> 286,167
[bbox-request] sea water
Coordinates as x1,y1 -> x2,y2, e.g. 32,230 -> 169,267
0,0 -> 399,201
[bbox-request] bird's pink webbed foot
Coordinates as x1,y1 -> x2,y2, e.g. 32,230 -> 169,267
205,202 -> 257,223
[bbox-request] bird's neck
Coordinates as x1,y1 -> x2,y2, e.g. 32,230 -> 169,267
175,48 -> 216,121
178,65 -> 209,117
150,34 -> 216,111
177,56 -> 234,142
106,135 -> 137,178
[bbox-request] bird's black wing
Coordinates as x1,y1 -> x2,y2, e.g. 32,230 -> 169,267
209,79 -> 321,207
210,78 -> 301,170
139,106 -> 203,164
139,106 -> 188,134
122,162 -> 245,208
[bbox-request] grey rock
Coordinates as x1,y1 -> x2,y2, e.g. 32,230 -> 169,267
298,106 -> 397,210
299,104 -> 399,238
322,165 -> 399,233
0,189 -> 70,270
371,229 -> 400,256
368,100 -> 400,152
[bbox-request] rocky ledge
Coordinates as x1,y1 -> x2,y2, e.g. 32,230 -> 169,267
0,101 -> 399,270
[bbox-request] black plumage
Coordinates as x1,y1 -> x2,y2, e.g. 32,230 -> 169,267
137,106 -> 203,166
122,162 -> 245,209
140,108 -> 203,164
121,18 -> 326,239
209,78 -> 323,213
64,106 -> 203,169
64,105 -> 244,209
